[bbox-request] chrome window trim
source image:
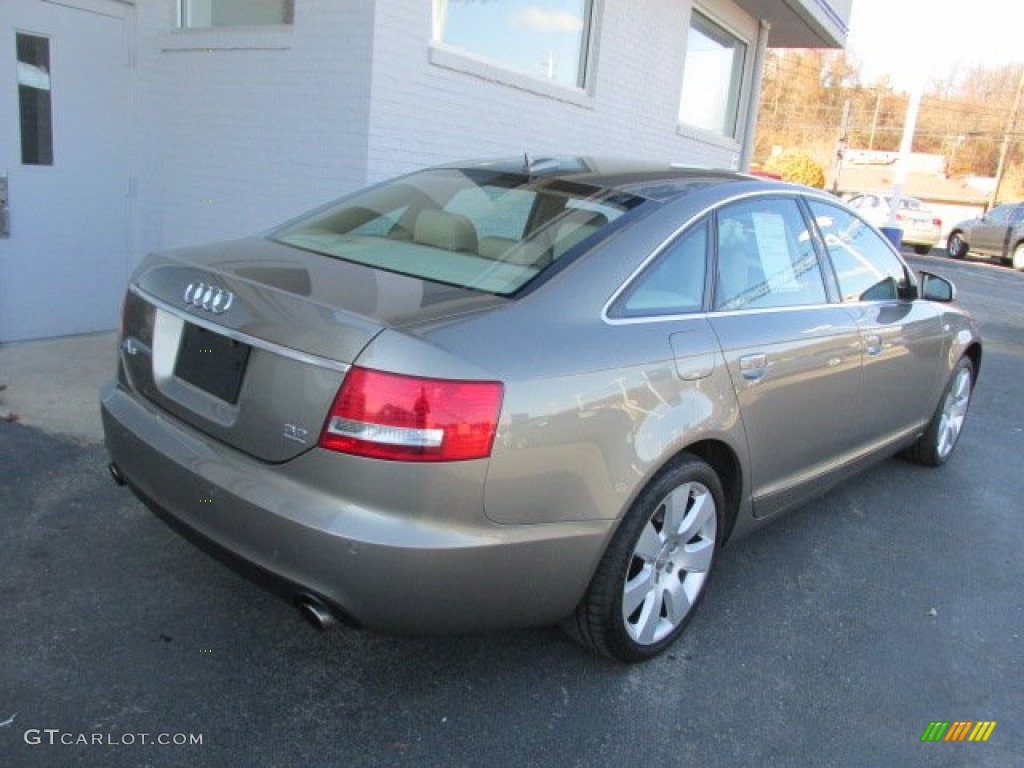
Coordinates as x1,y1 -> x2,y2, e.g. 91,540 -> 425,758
604,301 -> 859,326
130,284 -> 352,374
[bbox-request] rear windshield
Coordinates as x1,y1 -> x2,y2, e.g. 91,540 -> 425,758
271,168 -> 643,295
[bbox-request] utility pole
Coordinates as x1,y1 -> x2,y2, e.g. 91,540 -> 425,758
831,99 -> 850,194
988,67 -> 1024,211
886,80 -> 924,231
868,90 -> 882,150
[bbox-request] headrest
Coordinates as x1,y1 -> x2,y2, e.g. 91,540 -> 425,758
413,209 -> 478,253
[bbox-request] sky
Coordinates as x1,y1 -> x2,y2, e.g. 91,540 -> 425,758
845,0 -> 1021,90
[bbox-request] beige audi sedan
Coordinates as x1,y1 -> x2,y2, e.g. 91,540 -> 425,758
101,158 -> 981,662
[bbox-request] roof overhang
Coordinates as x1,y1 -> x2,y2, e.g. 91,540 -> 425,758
732,0 -> 851,48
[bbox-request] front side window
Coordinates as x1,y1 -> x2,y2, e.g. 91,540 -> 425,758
987,205 -> 1009,223
809,200 -> 908,302
179,0 -> 294,28
986,203 -> 1018,224
713,198 -> 827,311
272,166 -> 643,296
679,11 -> 747,137
432,0 -> 593,88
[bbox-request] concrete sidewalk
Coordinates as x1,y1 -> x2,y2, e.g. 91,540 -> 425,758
0,331 -> 118,444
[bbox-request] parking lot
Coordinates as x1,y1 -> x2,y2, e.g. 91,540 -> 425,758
1,251 -> 1022,767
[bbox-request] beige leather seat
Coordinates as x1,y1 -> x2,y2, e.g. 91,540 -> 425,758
477,236 -> 519,260
478,236 -> 550,267
413,210 -> 478,253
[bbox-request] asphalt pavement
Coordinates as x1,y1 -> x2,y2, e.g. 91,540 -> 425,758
1,252 -> 1021,767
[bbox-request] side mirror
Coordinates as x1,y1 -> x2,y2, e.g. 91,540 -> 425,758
920,271 -> 955,302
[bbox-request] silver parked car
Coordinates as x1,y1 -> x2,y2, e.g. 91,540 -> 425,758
947,201 -> 1024,270
845,193 -> 943,254
102,158 -> 981,662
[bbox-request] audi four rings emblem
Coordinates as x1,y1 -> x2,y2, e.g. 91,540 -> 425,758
183,282 -> 234,314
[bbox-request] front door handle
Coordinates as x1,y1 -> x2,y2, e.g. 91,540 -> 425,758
739,353 -> 767,381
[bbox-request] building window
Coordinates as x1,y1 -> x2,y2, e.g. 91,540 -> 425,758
679,11 -> 747,138
179,0 -> 294,28
17,33 -> 53,166
432,0 -> 593,89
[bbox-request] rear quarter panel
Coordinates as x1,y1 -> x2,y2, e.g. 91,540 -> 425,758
407,193 -> 758,528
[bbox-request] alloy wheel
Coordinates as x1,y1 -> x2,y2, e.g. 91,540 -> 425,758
622,481 -> 717,645
936,364 -> 972,460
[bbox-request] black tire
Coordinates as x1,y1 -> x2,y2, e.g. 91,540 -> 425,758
564,455 -> 723,662
913,244 -> 931,255
1012,242 -> 1024,271
947,232 -> 968,259
902,356 -> 974,467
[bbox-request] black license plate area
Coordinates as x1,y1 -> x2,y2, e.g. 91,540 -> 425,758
174,323 -> 251,404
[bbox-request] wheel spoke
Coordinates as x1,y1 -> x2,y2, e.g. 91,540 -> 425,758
633,587 -> 664,644
675,489 -> 713,541
675,537 -> 714,572
661,483 -> 692,534
937,418 -> 953,456
623,565 -> 656,618
661,576 -> 693,626
633,521 -> 663,562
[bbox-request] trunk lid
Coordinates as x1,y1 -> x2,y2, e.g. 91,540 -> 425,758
119,238 -> 505,462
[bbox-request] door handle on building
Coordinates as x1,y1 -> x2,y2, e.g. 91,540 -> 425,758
0,172 -> 9,238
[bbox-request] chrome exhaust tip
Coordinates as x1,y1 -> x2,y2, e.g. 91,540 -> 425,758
295,595 -> 337,631
108,463 -> 127,487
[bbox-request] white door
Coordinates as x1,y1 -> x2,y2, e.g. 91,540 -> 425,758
0,0 -> 132,342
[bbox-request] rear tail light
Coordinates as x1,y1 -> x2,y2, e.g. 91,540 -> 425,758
932,218 -> 942,227
319,367 -> 504,462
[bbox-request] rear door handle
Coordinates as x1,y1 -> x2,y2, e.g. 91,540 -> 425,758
739,353 -> 767,381
865,334 -> 882,356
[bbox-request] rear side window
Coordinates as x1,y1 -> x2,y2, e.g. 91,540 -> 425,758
611,219 -> 708,317
809,199 -> 908,302
713,197 -> 827,311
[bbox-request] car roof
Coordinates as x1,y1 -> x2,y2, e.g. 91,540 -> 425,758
432,156 -> 786,203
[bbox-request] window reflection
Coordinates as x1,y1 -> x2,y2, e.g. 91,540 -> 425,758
679,12 -> 746,137
809,200 -> 907,302
433,0 -> 593,88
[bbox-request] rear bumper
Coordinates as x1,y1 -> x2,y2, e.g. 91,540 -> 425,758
101,381 -> 610,634
900,226 -> 942,247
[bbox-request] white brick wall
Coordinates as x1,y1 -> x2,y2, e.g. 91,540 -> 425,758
365,0 -> 748,182
134,0 -> 376,254
132,0 -> 758,255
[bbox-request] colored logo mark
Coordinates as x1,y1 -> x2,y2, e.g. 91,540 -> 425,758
921,721 -> 997,742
